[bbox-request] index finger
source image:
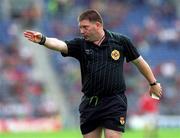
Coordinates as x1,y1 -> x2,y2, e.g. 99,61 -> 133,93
24,30 -> 37,35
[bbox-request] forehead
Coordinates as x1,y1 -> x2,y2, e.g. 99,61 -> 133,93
78,19 -> 95,26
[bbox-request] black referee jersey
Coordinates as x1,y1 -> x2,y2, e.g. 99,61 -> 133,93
62,30 -> 140,97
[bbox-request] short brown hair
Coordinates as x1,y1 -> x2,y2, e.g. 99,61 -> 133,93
78,9 -> 103,25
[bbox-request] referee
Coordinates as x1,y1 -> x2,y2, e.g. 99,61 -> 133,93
24,9 -> 162,138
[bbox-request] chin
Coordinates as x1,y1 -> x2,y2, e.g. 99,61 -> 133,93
84,37 -> 90,41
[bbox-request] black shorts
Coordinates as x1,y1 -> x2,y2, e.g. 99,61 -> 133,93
79,93 -> 127,135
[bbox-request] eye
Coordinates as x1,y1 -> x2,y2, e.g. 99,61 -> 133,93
84,25 -> 90,29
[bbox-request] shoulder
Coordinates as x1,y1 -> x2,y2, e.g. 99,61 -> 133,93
106,30 -> 130,42
74,37 -> 84,41
65,37 -> 84,45
68,37 -> 84,42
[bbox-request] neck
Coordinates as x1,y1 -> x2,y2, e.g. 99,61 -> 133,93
94,29 -> 105,46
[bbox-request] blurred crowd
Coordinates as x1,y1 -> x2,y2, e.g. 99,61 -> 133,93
0,0 -> 180,121
45,0 -> 180,117
43,0 -> 180,116
0,0 -> 53,118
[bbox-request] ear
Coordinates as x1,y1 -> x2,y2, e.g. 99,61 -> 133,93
95,22 -> 102,28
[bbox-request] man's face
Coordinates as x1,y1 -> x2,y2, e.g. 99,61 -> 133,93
79,20 -> 99,41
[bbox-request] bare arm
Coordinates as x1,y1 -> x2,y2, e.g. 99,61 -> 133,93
45,37 -> 68,54
23,30 -> 68,54
132,56 -> 162,98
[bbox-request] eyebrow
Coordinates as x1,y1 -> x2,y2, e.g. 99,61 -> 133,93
79,24 -> 89,28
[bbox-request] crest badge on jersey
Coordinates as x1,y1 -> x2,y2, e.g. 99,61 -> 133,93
111,49 -> 120,60
119,117 -> 125,125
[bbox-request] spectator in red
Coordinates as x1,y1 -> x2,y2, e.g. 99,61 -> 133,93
138,92 -> 159,138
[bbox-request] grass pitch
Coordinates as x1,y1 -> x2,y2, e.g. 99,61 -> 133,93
0,128 -> 179,138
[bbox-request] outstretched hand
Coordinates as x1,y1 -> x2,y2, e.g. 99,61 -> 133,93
24,30 -> 42,43
149,83 -> 162,99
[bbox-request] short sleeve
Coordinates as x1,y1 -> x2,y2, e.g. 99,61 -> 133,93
62,38 -> 82,60
122,36 -> 140,62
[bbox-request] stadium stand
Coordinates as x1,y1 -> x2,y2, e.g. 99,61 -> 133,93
0,0 -> 180,130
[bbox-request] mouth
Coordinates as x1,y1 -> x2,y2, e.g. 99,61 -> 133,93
83,35 -> 88,40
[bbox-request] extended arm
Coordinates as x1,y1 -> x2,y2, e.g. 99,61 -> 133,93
132,56 -> 162,98
23,30 -> 68,54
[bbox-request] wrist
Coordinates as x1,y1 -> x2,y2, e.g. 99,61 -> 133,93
149,81 -> 157,86
38,35 -> 46,45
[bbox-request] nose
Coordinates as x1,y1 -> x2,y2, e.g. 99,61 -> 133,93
80,28 -> 86,35
80,29 -> 84,34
